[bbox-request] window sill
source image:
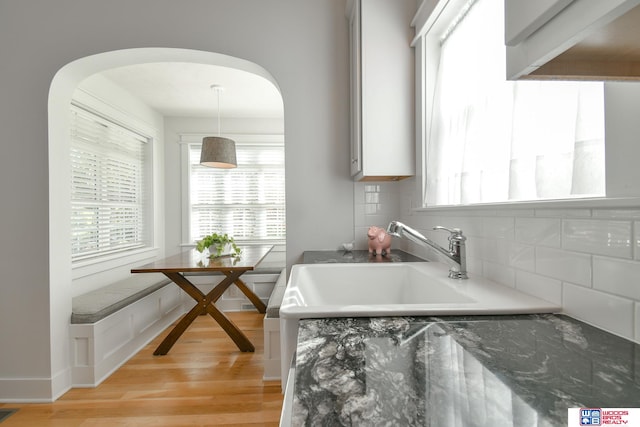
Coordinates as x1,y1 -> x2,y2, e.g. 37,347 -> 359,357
180,240 -> 286,248
414,196 -> 640,213
72,247 -> 160,280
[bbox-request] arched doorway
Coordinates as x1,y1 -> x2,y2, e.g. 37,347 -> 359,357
48,48 -> 284,390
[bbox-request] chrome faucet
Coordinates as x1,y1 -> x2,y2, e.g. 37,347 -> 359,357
386,221 -> 468,279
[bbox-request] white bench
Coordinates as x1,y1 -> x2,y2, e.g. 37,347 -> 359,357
263,268 -> 287,381
69,266 -> 286,387
69,274 -> 185,387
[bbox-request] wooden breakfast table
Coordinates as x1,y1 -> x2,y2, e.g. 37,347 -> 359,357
131,245 -> 273,355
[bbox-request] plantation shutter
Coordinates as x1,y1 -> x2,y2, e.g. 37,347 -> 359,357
189,142 -> 285,242
70,105 -> 149,261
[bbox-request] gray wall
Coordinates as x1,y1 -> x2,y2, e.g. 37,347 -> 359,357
0,0 -> 352,401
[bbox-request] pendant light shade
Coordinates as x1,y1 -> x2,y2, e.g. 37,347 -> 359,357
200,85 -> 237,169
200,136 -> 237,168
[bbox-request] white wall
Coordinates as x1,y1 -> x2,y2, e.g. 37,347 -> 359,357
0,0 -> 351,402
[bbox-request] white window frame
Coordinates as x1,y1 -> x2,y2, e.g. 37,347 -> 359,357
411,0 -> 640,211
179,133 -> 286,247
70,100 -> 158,278
70,102 -> 154,263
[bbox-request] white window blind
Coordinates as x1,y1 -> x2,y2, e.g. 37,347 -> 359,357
70,105 -> 150,262
425,0 -> 605,206
189,141 -> 285,243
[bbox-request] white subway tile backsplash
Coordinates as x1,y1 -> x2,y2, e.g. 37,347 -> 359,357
483,261 -> 515,288
365,192 -> 380,204
364,204 -> 379,215
354,203 -> 366,226
515,217 -> 561,247
478,238 -> 508,264
562,219 -> 632,258
354,226 -> 371,250
466,256 -> 484,276
363,217 -> 389,230
635,221 -> 640,261
508,242 -> 535,272
464,236 -> 484,262
386,199 -> 640,342
535,247 -> 591,287
563,283 -> 634,340
515,271 -> 562,305
593,256 -> 640,301
635,303 -> 640,343
483,216 -> 515,240
592,209 -> 640,220
535,208 -> 591,218
494,208 -> 534,217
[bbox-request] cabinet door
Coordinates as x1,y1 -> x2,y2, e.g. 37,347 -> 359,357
506,0 -> 640,79
358,0 -> 415,181
505,0 -> 573,46
348,0 -> 362,176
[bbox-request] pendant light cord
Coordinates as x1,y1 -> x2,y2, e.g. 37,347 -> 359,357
211,84 -> 223,136
217,88 -> 221,136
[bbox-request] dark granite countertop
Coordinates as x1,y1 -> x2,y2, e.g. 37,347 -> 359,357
291,314 -> 640,427
303,249 -> 427,264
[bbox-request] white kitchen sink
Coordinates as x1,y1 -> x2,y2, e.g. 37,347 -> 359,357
278,262 -> 560,387
280,262 -> 558,318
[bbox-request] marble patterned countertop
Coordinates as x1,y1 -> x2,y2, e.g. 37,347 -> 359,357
291,314 -> 640,427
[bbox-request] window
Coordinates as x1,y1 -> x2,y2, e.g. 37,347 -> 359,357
423,0 -> 605,206
70,105 -> 151,262
188,138 -> 285,243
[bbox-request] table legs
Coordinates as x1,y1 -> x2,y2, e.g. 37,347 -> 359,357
154,271 -> 262,355
230,275 -> 267,314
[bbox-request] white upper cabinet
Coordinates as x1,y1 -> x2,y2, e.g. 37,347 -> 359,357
347,0 -> 415,181
506,0 -> 640,80
505,0 -> 574,46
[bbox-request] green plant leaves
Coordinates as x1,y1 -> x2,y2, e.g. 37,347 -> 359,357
195,233 -> 241,258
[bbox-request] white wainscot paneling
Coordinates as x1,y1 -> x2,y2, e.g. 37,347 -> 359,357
70,285 -> 184,387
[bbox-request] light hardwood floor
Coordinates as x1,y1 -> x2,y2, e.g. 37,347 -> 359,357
0,312 -> 283,426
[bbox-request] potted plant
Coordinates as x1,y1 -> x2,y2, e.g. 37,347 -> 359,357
195,233 -> 242,258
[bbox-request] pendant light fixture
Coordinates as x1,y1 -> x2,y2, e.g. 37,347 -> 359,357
200,84 -> 237,169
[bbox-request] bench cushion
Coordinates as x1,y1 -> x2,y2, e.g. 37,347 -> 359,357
266,268 -> 287,318
71,274 -> 172,324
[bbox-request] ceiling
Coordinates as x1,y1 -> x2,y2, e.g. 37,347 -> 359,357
100,62 -> 284,118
